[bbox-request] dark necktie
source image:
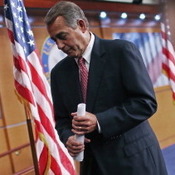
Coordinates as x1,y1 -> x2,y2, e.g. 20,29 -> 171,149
78,57 -> 88,102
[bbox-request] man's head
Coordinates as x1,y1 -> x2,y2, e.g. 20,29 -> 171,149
45,1 -> 90,58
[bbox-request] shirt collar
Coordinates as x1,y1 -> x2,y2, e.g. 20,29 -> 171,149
82,32 -> 95,64
75,32 -> 95,64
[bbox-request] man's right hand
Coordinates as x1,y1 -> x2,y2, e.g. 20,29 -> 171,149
66,135 -> 85,157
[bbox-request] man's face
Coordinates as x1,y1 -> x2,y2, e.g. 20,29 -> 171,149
47,16 -> 87,58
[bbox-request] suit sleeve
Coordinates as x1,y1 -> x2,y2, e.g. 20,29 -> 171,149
50,66 -> 74,144
96,41 -> 157,139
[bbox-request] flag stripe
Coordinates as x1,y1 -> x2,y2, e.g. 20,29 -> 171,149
27,54 -> 52,100
14,80 -> 35,104
162,47 -> 175,65
7,28 -> 15,44
50,156 -> 62,175
162,63 -> 175,82
39,145 -> 50,174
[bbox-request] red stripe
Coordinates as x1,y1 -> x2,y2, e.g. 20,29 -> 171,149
162,63 -> 175,82
14,55 -> 28,73
27,58 -> 53,109
39,144 -> 49,174
7,29 -> 15,44
14,56 -> 21,71
173,92 -> 175,100
161,31 -> 167,41
162,47 -> 175,65
38,105 -> 55,139
57,145 -> 76,175
50,156 -> 62,175
14,80 -> 35,105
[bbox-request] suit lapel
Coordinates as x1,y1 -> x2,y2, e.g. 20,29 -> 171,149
86,37 -> 106,112
65,58 -> 82,109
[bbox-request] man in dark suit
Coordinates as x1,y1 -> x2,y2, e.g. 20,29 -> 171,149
45,1 -> 168,175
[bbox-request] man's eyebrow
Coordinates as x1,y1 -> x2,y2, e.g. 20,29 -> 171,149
56,32 -> 64,36
57,32 -> 68,37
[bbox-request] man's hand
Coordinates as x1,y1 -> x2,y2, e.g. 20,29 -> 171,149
66,135 -> 84,157
66,135 -> 90,157
71,112 -> 97,135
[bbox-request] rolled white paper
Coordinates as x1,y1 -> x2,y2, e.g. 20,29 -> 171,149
74,103 -> 86,162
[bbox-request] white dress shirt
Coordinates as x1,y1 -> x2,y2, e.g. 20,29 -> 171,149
75,32 -> 101,133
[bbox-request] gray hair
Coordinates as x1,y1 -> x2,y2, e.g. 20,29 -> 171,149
44,1 -> 89,29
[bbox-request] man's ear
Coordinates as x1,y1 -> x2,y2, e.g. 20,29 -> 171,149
77,19 -> 87,33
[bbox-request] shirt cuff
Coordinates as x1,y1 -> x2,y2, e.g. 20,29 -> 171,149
97,120 -> 101,133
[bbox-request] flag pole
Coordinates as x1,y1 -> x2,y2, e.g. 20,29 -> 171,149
24,104 -> 40,175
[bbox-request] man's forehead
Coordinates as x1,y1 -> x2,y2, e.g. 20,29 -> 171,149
54,16 -> 66,25
47,17 -> 70,34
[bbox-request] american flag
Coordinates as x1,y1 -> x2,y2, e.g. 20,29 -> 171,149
161,1 -> 175,101
4,0 -> 76,174
112,32 -> 169,88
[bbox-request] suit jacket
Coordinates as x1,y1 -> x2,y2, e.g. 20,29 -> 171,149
51,36 -> 167,175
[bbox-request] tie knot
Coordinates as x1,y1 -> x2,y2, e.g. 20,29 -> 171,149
78,57 -> 86,66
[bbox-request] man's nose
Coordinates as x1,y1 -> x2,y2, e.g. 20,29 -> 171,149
55,39 -> 65,49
